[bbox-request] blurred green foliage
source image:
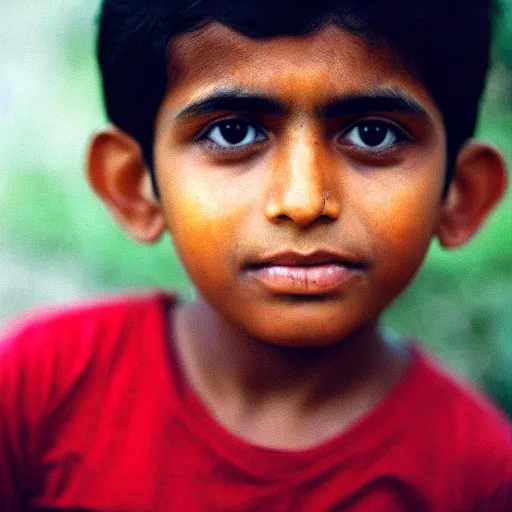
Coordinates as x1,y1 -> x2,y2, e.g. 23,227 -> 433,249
0,1 -> 511,413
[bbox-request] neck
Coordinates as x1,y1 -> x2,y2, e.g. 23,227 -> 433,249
173,295 -> 409,449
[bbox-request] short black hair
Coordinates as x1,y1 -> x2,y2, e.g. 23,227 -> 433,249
97,0 -> 496,189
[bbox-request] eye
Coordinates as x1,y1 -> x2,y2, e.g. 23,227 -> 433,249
202,119 -> 267,148
342,120 -> 409,151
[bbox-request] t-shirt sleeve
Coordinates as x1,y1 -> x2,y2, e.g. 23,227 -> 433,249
0,297 -> 150,510
477,430 -> 512,512
0,319 -> 56,511
459,385 -> 512,512
0,324 -> 33,511
480,479 -> 512,512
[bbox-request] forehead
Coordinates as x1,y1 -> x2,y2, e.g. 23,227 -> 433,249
165,23 -> 438,114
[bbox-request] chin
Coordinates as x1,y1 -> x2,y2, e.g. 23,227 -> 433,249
203,292 -> 380,349
240,312 -> 369,350
257,335 -> 348,350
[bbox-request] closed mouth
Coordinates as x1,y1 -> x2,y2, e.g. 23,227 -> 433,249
245,250 -> 367,270
243,250 -> 366,295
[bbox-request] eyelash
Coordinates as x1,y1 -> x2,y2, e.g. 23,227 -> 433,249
339,118 -> 413,154
196,116 -> 412,156
196,117 -> 267,154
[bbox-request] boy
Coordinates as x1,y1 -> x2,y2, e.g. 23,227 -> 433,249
1,0 -> 511,510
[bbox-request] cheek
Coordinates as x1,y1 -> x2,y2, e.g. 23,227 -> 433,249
375,197 -> 438,254
158,167 -> 250,286
357,162 -> 443,243
352,168 -> 443,286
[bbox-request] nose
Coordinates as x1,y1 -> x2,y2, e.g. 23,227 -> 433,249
265,131 -> 341,227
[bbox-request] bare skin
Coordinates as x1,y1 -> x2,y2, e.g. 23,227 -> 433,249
87,24 -> 507,450
173,298 -> 409,449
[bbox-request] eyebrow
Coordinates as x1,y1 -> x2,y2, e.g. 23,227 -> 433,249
319,91 -> 428,119
174,88 -> 429,121
175,91 -> 287,119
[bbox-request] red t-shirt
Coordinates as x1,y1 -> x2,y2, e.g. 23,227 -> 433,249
1,293 -> 512,511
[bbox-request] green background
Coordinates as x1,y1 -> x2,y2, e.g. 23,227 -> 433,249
1,1 -> 511,413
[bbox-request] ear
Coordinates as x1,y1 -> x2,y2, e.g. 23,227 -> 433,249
86,127 -> 166,244
436,140 -> 507,249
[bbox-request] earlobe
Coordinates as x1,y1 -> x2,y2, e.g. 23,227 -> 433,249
436,141 -> 507,249
86,127 -> 166,244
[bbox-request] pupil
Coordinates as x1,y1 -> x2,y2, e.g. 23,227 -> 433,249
359,122 -> 387,146
219,120 -> 248,144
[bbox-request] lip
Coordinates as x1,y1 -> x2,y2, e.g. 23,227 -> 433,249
244,250 -> 366,295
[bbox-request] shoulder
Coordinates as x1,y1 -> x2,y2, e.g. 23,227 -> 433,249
1,291 -> 172,358
0,291 -> 174,411
0,293 -> 177,501
410,346 -> 512,508
414,347 -> 512,444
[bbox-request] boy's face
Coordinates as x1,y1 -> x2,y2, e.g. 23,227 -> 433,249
153,23 -> 447,347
